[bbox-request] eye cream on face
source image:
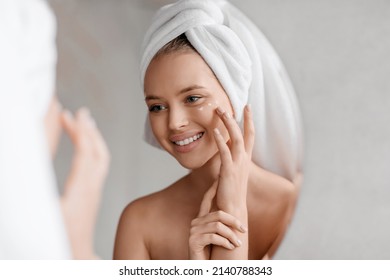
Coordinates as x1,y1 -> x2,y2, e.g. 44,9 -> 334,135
197,101 -> 218,111
210,100 -> 219,108
211,100 -> 220,109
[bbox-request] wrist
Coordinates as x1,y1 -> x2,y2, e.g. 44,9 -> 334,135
219,204 -> 248,226
217,197 -> 247,214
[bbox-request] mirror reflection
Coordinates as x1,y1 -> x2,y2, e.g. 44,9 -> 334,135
0,0 -> 303,260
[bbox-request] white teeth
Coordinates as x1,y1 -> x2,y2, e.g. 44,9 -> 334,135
174,133 -> 203,146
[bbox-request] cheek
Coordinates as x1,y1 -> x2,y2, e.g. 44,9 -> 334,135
192,101 -> 220,129
198,97 -> 232,131
149,115 -> 165,139
191,100 -> 231,143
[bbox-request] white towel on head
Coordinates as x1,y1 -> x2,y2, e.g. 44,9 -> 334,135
0,0 -> 71,259
141,0 -> 303,181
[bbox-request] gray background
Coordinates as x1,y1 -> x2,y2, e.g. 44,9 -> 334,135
48,0 -> 390,259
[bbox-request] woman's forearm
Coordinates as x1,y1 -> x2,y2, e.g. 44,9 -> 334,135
210,205 -> 249,260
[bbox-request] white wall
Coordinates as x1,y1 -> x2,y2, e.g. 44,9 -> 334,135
49,0 -> 390,259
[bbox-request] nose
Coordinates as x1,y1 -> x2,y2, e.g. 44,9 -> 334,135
168,105 -> 189,131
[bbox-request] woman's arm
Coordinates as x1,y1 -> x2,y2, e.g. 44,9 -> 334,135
189,181 -> 246,259
210,105 -> 254,260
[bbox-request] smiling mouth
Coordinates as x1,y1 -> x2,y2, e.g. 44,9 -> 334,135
172,132 -> 204,146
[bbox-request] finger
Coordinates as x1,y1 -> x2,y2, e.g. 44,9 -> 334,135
80,110 -> 110,163
210,210 -> 248,233
196,221 -> 242,247
75,109 -> 110,180
194,210 -> 247,233
198,180 -> 218,217
72,108 -> 95,153
61,109 -> 76,142
76,107 -> 93,131
190,221 -> 242,247
199,233 -> 236,250
243,104 -> 255,156
213,128 -> 232,167
215,107 -> 245,159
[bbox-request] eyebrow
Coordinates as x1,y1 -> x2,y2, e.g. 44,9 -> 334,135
179,85 -> 205,94
145,85 -> 205,101
144,95 -> 160,101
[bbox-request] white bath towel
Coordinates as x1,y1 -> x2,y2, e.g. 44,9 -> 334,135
0,0 -> 71,259
140,0 -> 303,181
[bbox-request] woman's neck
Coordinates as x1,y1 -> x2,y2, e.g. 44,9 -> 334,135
187,152 -> 221,195
186,154 -> 261,194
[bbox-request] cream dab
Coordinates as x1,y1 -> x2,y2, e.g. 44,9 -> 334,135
198,101 -> 218,111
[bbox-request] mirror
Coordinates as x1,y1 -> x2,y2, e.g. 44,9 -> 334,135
49,0 -> 303,259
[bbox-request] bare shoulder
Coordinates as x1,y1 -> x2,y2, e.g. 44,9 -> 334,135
114,178 -> 188,260
248,163 -> 297,214
247,163 -> 298,258
113,194 -> 155,259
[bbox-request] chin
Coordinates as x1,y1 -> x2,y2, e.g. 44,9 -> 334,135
175,158 -> 206,170
174,152 -> 213,170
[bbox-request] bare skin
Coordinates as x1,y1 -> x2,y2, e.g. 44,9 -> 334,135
114,51 -> 298,260
45,96 -> 110,259
115,160 -> 295,259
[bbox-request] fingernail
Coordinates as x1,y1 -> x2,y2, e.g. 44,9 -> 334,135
229,243 -> 235,250
213,128 -> 221,135
237,239 -> 242,247
240,225 -> 248,232
216,107 -> 225,115
245,104 -> 251,112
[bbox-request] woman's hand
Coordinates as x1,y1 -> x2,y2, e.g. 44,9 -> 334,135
213,105 -> 255,213
60,108 -> 110,259
188,181 -> 247,260
208,105 -> 254,259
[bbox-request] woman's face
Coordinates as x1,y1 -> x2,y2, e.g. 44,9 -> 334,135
144,50 -> 234,169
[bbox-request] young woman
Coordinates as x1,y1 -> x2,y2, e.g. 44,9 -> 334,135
114,0 -> 302,260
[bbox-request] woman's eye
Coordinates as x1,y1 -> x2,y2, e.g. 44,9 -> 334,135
149,104 -> 167,112
186,96 -> 201,103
